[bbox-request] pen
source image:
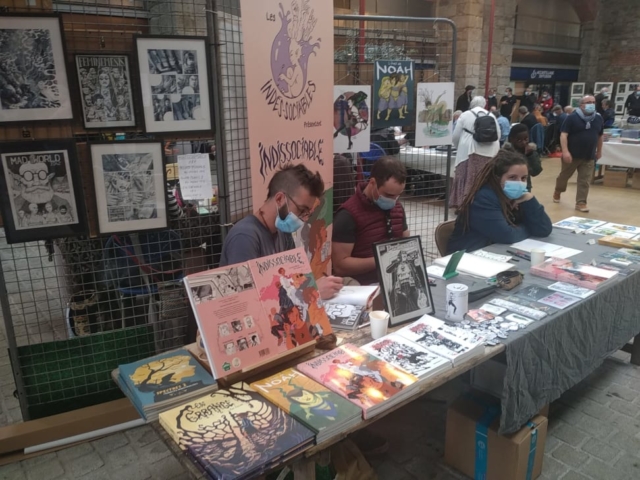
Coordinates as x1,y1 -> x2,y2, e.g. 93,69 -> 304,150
506,249 -> 531,261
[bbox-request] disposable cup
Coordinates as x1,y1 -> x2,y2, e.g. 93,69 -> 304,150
369,310 -> 390,339
530,248 -> 546,267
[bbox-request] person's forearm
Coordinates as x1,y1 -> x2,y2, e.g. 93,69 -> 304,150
333,256 -> 377,277
597,135 -> 604,156
560,134 -> 568,152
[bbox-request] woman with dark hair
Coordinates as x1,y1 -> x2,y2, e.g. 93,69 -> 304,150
503,123 -> 542,191
446,149 -> 552,254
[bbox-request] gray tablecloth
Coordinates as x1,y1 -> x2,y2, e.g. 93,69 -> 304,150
430,229 -> 640,434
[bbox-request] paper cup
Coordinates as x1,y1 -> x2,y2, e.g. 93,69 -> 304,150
530,248 -> 546,267
445,283 -> 469,322
369,310 -> 389,339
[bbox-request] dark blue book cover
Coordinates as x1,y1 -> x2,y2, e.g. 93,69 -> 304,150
183,382 -> 314,480
119,349 -> 215,408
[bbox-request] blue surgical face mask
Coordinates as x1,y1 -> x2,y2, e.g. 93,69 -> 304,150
373,183 -> 397,210
636,91 -> 640,97
503,180 -> 528,200
584,104 -> 596,114
274,198 -> 305,233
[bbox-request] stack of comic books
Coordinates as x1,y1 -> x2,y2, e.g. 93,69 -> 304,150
113,349 -> 217,421
530,258 -> 618,290
159,382 -> 314,480
395,315 -> 485,367
250,368 -> 362,443
297,343 -> 420,419
184,248 -> 333,379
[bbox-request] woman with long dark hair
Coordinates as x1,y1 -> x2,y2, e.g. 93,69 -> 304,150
446,149 -> 552,254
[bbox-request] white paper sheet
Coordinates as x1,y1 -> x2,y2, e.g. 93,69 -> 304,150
510,239 -> 563,254
177,153 -> 214,200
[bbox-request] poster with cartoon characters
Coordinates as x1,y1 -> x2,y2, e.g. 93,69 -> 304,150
414,82 -> 454,147
333,85 -> 371,153
373,60 -> 415,128
241,0 -> 334,275
0,140 -> 87,244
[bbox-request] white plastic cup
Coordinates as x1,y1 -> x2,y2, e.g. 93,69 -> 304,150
445,283 -> 469,322
369,310 -> 390,339
530,248 -> 546,267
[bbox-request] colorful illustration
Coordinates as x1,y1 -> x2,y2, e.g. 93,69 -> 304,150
415,82 -> 454,147
297,344 -> 417,418
373,60 -> 414,128
333,86 -> 371,153
325,303 -> 365,330
251,368 -> 362,434
530,258 -> 618,290
553,216 -> 606,231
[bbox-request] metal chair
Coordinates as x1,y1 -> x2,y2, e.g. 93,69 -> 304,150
435,220 -> 457,257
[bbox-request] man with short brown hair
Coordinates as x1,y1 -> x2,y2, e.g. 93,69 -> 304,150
332,157 -> 410,285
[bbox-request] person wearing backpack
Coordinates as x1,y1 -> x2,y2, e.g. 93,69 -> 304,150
451,96 -> 501,208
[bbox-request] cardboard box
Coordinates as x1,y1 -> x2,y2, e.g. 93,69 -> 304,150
603,168 -> 628,188
445,394 -> 547,480
632,171 -> 640,190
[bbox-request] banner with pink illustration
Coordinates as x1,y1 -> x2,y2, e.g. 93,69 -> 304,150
241,0 -> 334,277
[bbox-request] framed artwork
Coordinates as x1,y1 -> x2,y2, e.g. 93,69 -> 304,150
333,85 -> 371,153
0,140 -> 87,244
373,60 -> 415,128
571,83 -> 585,96
594,82 -> 614,93
134,36 -> 213,134
89,141 -> 167,234
373,236 -> 434,326
618,84 -> 627,94
570,97 -> 582,108
0,14 -> 73,122
75,54 -> 136,129
415,82 -> 455,147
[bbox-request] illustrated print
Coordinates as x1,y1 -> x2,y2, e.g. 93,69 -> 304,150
385,250 -> 428,316
447,292 -> 457,316
333,86 -> 371,153
218,323 -> 231,337
373,61 -> 414,128
224,341 -> 236,355
369,338 -> 439,376
237,337 -> 249,351
271,0 -> 320,99
231,320 -> 243,333
129,355 -> 196,391
415,83 -> 454,147
244,315 -> 255,329
191,284 -> 214,304
249,334 -> 260,347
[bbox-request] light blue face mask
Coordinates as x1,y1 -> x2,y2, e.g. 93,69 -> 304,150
584,104 -> 596,114
373,183 -> 397,210
503,180 -> 528,200
274,198 -> 305,233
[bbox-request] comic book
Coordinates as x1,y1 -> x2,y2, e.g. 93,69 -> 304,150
362,333 -> 450,379
597,235 -> 640,250
250,368 -> 362,442
297,343 -> 419,419
184,248 -> 332,378
160,382 -> 314,480
530,258 -> 618,290
324,303 -> 367,331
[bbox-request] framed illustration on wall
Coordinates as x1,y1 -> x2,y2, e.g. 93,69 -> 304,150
373,236 -> 434,326
0,139 -> 88,244
0,14 -> 73,122
570,83 -> 585,97
89,141 -> 167,234
134,36 -> 213,134
75,54 -> 136,129
594,82 -> 614,94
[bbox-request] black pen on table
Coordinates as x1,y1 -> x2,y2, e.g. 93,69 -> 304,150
506,249 -> 531,261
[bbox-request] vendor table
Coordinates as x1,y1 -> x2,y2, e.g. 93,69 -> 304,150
599,142 -> 640,168
430,228 -> 640,434
397,146 -> 452,177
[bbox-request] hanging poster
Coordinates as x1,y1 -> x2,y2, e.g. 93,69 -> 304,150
333,85 -> 371,153
0,15 -> 73,122
415,82 -> 454,147
75,54 -> 136,129
241,0 -> 334,276
135,36 -> 213,134
373,60 -> 414,128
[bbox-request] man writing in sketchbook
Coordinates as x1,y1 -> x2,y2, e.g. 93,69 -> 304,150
220,163 -> 343,300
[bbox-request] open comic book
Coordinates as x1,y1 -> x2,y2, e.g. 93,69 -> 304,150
530,258 -> 618,290
184,248 -> 332,378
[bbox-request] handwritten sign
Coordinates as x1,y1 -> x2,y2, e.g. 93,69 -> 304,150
177,154 -> 213,200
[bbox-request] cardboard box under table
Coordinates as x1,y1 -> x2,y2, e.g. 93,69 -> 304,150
445,394 -> 547,480
603,167 -> 628,188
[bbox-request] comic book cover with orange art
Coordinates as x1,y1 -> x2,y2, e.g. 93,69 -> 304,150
297,343 -> 418,419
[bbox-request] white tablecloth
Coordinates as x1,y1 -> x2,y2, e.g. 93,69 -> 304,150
397,146 -> 452,177
599,142 -> 640,168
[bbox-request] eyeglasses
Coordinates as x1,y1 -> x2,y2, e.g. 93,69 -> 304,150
21,170 -> 48,182
286,194 -> 312,220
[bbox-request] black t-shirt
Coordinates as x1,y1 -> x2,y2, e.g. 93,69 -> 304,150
520,94 -> 535,113
520,113 -> 539,131
625,92 -> 640,116
500,95 -> 517,118
333,206 -> 408,244
561,112 -> 604,160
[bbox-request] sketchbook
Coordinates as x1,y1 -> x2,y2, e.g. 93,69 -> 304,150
434,253 -> 514,279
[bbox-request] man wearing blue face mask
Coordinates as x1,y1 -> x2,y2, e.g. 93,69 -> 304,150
332,157 -> 409,285
554,95 -> 604,213
220,163 -> 343,300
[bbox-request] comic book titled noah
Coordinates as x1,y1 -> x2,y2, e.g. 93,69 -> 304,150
184,248 -> 333,379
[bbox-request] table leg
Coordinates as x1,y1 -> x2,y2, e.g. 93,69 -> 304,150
631,334 -> 640,366
291,458 -> 316,480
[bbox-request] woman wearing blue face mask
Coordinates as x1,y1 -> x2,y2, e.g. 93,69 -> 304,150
447,149 -> 552,254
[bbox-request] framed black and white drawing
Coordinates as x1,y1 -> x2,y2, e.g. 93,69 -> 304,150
0,140 -> 87,244
594,82 -> 614,94
75,54 -> 136,129
570,83 -> 585,97
373,236 -> 434,326
134,36 -> 213,134
89,141 -> 167,234
0,14 -> 73,122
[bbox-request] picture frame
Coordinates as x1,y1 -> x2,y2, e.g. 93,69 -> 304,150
570,97 -> 582,108
0,139 -> 88,244
134,35 -> 214,134
75,54 -> 136,129
89,141 -> 168,234
594,82 -> 614,94
0,14 -> 73,122
373,235 -> 434,326
571,83 -> 585,96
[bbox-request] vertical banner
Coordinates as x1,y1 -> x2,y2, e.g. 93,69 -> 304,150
241,0 -> 334,278
373,60 -> 415,129
415,82 -> 454,147
333,86 -> 371,153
